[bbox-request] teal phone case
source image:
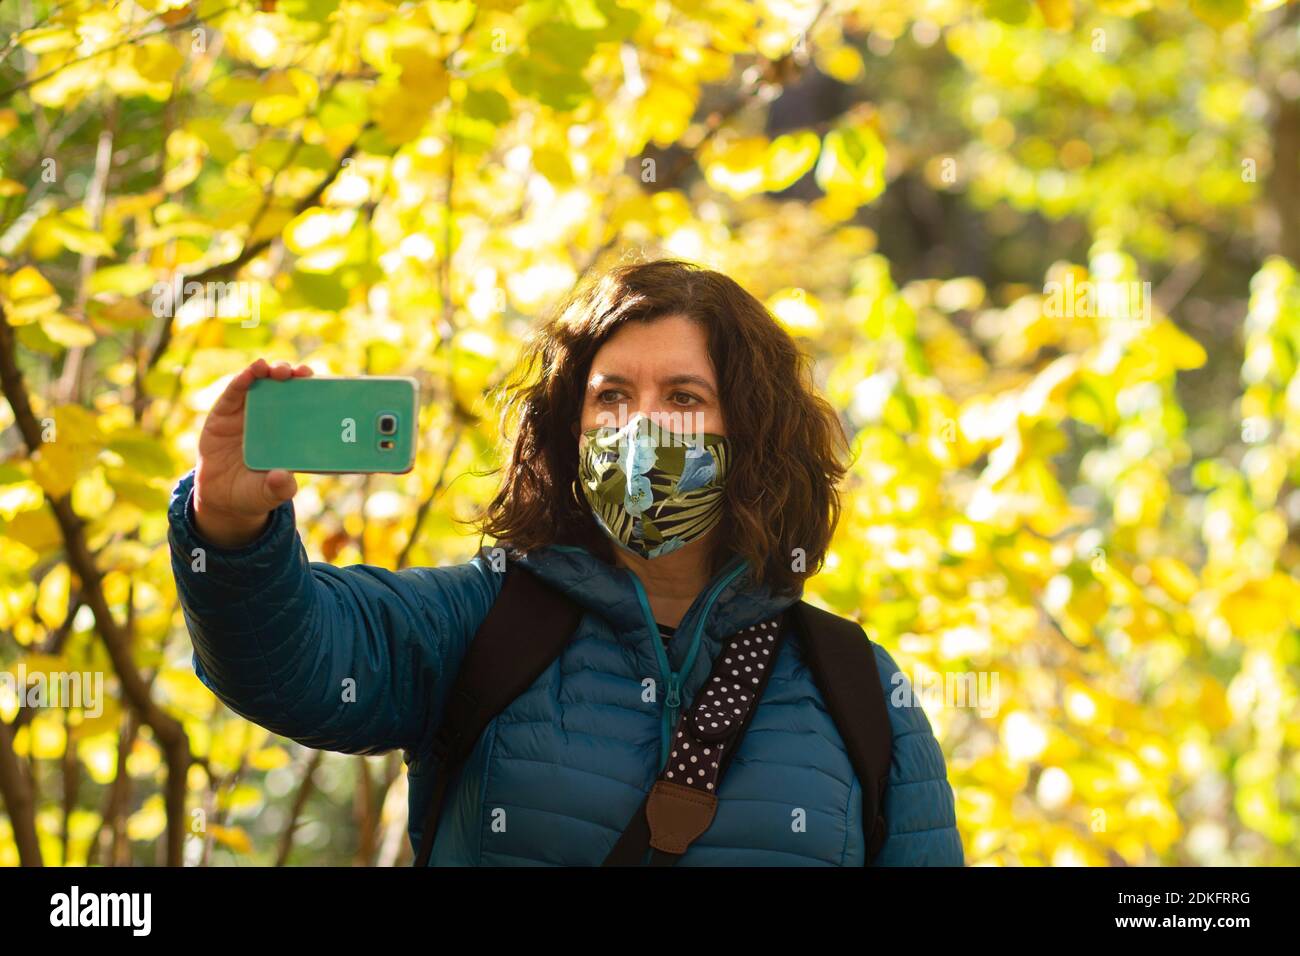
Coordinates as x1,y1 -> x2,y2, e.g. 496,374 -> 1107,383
243,376 -> 418,474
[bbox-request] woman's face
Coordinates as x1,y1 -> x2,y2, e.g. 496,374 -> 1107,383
578,314 -> 724,437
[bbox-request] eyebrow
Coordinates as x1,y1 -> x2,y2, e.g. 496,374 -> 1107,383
589,373 -> 717,396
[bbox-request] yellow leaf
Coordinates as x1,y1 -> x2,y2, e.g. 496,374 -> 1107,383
639,79 -> 696,147
815,124 -> 887,207
16,26 -> 78,54
1036,0 -> 1074,30
88,263 -> 157,297
29,712 -> 67,759
76,734 -> 119,785
3,265 -> 60,325
98,298 -> 155,327
252,95 -> 306,126
284,208 -> 357,254
764,132 -> 820,192
40,312 -> 97,348
127,794 -> 167,841
69,697 -> 122,743
209,824 -> 253,854
225,784 -> 265,815
0,478 -> 43,519
1219,574 -> 1300,643
155,667 -> 217,717
8,266 -> 55,298
36,564 -> 70,628
700,136 -> 769,199
428,0 -> 476,34
248,746 -> 291,771
1148,320 -> 1208,371
767,288 -> 824,337
532,147 -> 573,186
1149,557 -> 1198,604
818,45 -> 864,84
126,737 -> 161,778
4,507 -> 61,553
133,38 -> 184,84
41,216 -> 115,258
30,405 -> 103,500
393,45 -> 448,96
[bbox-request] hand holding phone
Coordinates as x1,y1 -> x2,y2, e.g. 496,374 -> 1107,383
194,359 -> 313,549
194,361 -> 419,548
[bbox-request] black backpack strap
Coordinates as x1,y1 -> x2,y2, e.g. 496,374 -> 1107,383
792,600 -> 893,863
412,556 -> 583,866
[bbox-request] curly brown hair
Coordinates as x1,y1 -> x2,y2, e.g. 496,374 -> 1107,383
475,258 -> 850,597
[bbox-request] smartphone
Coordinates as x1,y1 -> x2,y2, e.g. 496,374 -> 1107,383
243,375 -> 418,474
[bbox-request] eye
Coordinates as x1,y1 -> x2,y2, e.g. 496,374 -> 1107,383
595,388 -> 626,404
669,391 -> 701,407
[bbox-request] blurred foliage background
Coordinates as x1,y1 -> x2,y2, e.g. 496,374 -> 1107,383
1,0 -> 1299,867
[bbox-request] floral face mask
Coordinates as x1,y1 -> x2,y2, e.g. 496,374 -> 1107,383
577,413 -> 729,559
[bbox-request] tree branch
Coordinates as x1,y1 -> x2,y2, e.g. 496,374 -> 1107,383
0,301 -> 192,865
0,715 -> 42,865
144,129 -> 369,373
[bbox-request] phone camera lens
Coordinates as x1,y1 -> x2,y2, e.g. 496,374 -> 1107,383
378,414 -> 397,435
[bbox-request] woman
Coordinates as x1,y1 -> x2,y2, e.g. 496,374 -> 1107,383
168,258 -> 963,866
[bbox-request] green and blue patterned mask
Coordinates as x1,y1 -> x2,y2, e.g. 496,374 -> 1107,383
577,414 -> 729,559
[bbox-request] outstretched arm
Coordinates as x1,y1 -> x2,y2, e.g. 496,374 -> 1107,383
167,358 -> 501,756
169,469 -> 502,756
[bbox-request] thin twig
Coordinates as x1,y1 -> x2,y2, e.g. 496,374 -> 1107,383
274,749 -> 322,866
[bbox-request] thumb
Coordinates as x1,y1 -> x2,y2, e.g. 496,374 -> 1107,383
263,469 -> 298,505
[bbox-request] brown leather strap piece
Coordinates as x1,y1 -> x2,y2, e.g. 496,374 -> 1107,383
646,781 -> 718,855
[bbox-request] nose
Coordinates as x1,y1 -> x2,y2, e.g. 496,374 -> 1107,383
620,405 -> 699,442
621,403 -> 675,428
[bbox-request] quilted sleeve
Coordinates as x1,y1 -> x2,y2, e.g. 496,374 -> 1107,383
869,643 -> 965,866
166,469 -> 502,757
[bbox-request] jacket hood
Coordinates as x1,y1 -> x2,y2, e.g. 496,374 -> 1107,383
508,543 -> 802,692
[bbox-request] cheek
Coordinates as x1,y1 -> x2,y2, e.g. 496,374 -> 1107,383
689,406 -> 724,437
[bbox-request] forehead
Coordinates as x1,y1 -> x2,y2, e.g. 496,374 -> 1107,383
587,315 -> 715,381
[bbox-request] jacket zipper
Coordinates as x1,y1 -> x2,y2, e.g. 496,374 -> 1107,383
627,558 -> 749,769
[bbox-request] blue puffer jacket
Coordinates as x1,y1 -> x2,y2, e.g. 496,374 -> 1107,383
167,471 -> 963,866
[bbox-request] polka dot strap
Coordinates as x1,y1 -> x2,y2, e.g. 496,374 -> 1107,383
662,617 -> 785,794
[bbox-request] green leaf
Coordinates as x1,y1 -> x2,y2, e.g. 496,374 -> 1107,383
527,22 -> 598,74
984,0 -> 1034,24
292,269 -> 348,310
279,0 -> 342,22
107,433 -> 176,479
463,88 -> 511,125
1191,0 -> 1249,29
